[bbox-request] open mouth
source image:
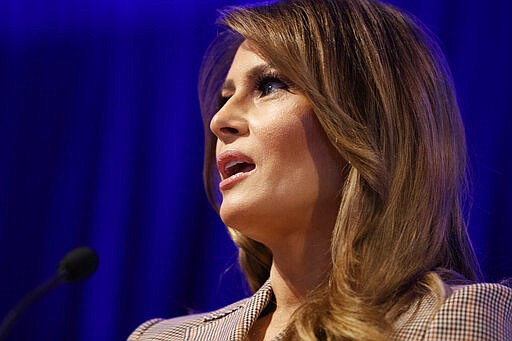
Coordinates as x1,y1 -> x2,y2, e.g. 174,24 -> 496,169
224,160 -> 256,179
216,150 -> 256,189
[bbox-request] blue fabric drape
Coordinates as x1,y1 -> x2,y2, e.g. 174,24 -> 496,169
0,1 -> 510,340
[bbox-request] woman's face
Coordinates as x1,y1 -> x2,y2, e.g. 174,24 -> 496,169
210,40 -> 344,244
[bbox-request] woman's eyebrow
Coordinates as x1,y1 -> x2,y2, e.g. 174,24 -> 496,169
220,63 -> 275,93
220,79 -> 235,94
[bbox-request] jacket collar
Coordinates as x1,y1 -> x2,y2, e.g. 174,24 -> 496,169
229,279 -> 273,340
185,279 -> 273,341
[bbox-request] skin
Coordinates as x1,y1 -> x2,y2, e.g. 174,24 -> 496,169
210,40 -> 345,341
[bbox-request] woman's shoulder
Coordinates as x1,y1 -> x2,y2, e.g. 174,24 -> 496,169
395,282 -> 512,340
127,298 -> 250,341
428,282 -> 512,339
447,281 -> 512,307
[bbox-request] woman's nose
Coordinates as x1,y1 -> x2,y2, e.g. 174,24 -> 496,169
209,99 -> 248,142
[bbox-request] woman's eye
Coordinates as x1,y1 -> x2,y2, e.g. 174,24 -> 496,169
217,95 -> 230,111
256,76 -> 288,97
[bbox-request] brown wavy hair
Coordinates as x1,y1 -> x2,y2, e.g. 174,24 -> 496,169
198,0 -> 482,339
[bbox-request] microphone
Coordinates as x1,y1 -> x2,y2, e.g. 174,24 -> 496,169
58,246 -> 99,282
0,247 -> 99,340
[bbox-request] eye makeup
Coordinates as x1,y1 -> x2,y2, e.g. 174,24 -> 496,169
216,63 -> 293,110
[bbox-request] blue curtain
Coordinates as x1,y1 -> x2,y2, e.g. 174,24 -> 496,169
0,0 -> 510,339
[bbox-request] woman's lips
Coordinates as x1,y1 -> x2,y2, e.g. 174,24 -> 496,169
216,150 -> 256,191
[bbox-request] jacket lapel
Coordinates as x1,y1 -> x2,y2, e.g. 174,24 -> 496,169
185,280 -> 273,341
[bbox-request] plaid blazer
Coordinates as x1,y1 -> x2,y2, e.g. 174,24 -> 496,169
128,280 -> 512,340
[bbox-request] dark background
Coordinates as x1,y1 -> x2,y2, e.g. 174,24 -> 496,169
0,0 -> 510,339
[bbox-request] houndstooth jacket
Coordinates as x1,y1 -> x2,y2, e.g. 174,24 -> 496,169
128,280 -> 512,340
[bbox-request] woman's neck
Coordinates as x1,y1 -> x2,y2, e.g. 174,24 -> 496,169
269,242 -> 331,313
247,241 -> 331,341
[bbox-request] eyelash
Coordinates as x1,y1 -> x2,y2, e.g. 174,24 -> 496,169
216,71 -> 290,110
217,95 -> 228,111
255,72 -> 289,97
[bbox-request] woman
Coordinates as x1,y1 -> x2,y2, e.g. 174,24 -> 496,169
129,0 -> 512,340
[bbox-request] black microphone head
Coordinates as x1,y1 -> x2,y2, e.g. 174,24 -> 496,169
58,247 -> 99,282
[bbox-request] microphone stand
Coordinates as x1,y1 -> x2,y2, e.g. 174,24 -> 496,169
0,246 -> 98,341
0,269 -> 67,340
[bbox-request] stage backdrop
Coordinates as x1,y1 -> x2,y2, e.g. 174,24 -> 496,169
0,0 -> 510,339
